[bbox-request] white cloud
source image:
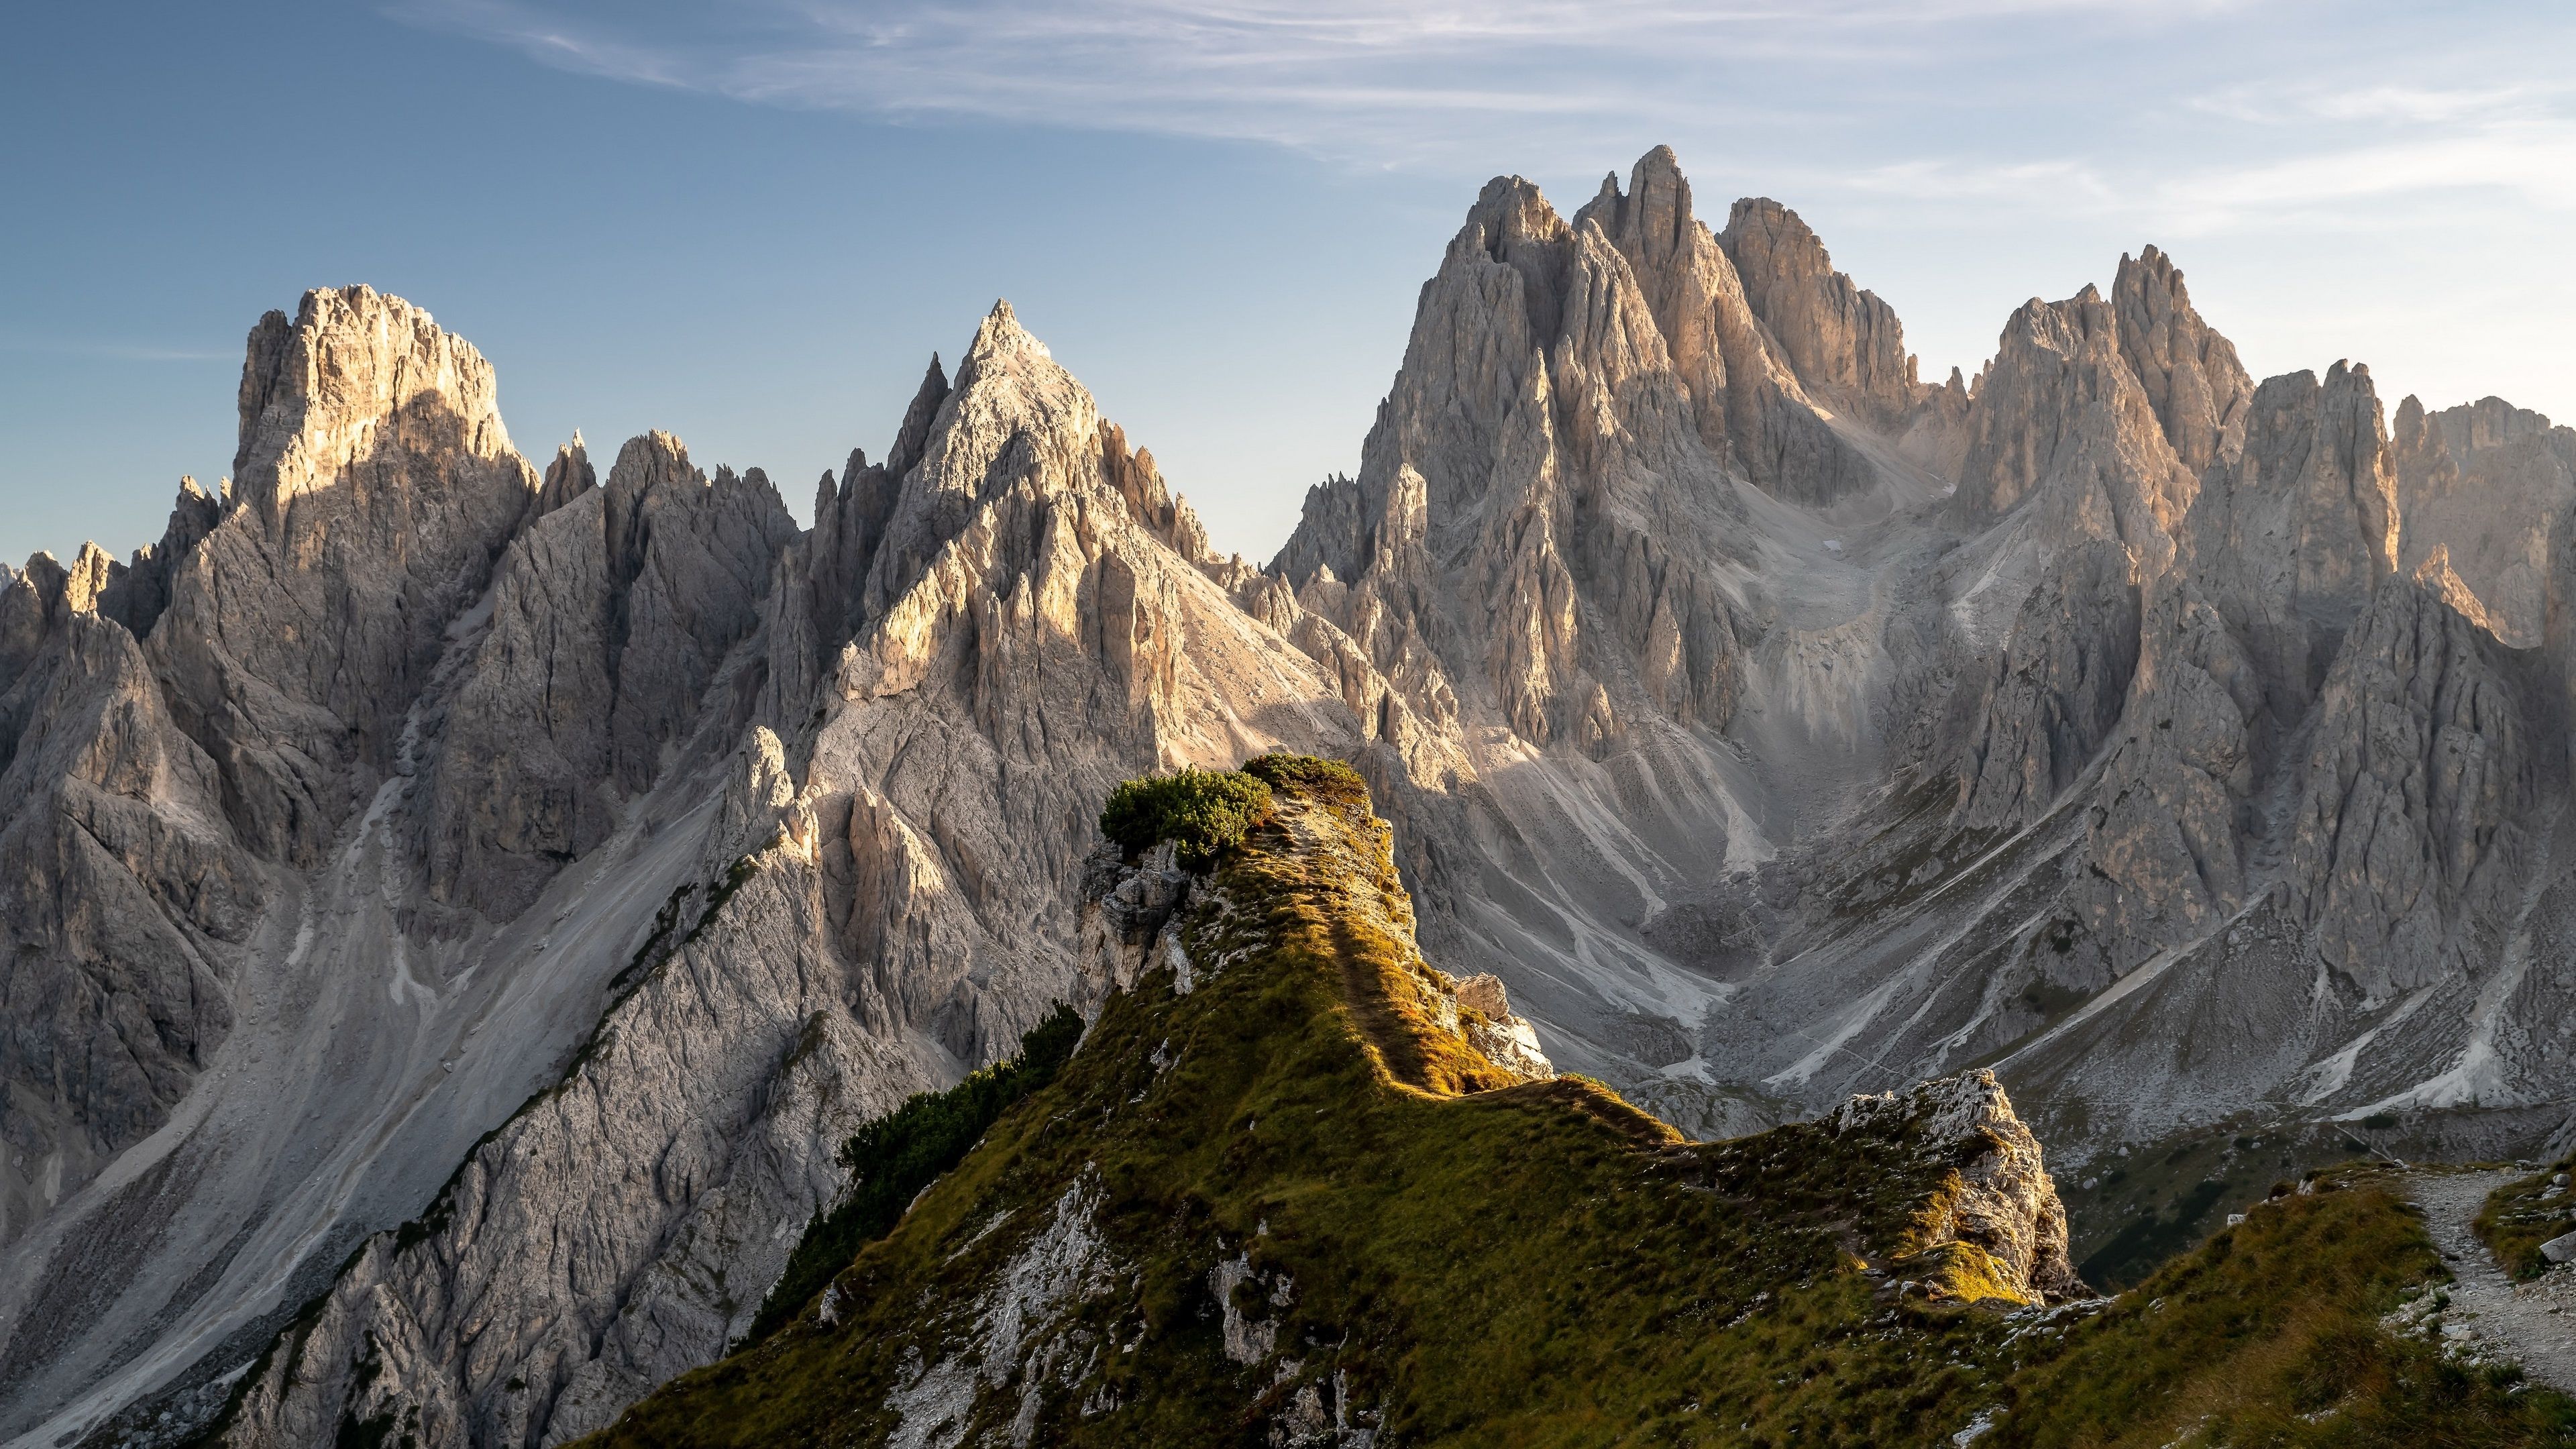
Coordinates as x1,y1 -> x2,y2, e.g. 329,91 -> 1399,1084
396,0 -> 2576,235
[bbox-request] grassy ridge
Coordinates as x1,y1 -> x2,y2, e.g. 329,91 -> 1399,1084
2000,1171 -> 2574,1446
584,764 -> 2576,1448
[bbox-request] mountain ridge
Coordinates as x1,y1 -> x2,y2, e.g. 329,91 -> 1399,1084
2,142 -> 2574,1446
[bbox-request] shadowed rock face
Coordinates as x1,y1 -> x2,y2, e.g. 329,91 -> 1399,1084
9,145 -> 2576,1449
154,286 -> 546,865
2392,392 -> 2576,647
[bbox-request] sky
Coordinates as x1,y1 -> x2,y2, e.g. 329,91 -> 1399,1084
7,1 -> 2575,571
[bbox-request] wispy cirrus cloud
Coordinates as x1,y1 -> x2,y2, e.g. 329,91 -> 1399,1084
394,0 -> 2576,241
391,0 -> 2251,171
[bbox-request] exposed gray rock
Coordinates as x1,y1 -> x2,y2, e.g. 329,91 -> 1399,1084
1949,285 -> 2197,575
1829,1070 -> 2079,1301
2289,576 -> 2535,997
1720,194 -> 1923,433
2110,246 -> 2253,476
1951,539 -> 2141,828
18,143 -> 2576,1449
0,596 -> 258,1254
2185,361 -> 2400,729
2393,393 -> 2576,646
153,285 -> 543,865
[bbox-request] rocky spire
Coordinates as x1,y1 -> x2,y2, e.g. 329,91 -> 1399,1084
2390,393 -> 2576,646
533,435 -> 596,518
93,476 -> 222,639
1949,284 -> 2199,576
1720,193 -> 1921,430
2110,246 -> 2253,474
2184,360 -> 2400,720
154,285 -> 545,863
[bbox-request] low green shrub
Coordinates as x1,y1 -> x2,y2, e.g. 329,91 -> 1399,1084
1099,767 -> 1273,869
1241,751 -> 1367,804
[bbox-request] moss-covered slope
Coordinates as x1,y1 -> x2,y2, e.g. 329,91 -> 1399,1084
584,765 -> 2575,1448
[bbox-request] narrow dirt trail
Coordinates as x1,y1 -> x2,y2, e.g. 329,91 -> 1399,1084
2406,1169 -> 2576,1393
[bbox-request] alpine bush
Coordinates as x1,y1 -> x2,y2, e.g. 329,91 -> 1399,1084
1240,751 -> 1367,804
1098,767 -> 1273,869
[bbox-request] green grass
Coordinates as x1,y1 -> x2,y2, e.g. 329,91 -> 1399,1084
580,767 -> 2576,1449
2477,1159 -> 2576,1281
1998,1170 -> 2576,1446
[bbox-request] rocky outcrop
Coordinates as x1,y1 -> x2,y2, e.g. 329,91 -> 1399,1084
1720,195 -> 1922,432
153,286 -> 543,865
2288,576 -> 2535,996
1827,1069 -> 2080,1302
2392,394 -> 2576,646
0,561 -> 258,1250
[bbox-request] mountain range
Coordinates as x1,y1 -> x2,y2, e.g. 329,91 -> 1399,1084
3,144 -> 2574,1446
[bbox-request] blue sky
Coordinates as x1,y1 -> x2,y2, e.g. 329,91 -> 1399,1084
7,1 -> 2575,570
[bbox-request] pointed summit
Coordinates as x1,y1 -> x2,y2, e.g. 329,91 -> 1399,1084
965,298 -> 1047,370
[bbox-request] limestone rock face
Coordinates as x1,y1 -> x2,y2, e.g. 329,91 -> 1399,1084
422,434 -> 796,919
154,286 -> 543,865
2067,578 -> 2258,969
0,588 -> 258,1252
1950,539 -> 2141,828
2288,577 -> 2534,996
2185,362 -> 2400,727
1720,195 -> 1922,431
2393,394 -> 2576,646
1829,1071 -> 2080,1302
21,144 -> 2576,1449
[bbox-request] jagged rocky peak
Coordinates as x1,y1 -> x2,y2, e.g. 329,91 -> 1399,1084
91,476 -> 223,639
231,283 -> 527,523
0,527 -> 258,1254
153,284 -> 546,863
1949,284 -> 2192,574
1947,241 -> 2260,578
2111,244 -> 2253,474
2185,360 -> 2400,715
533,433 -> 595,517
859,300 -> 1214,623
1719,191 -> 1922,429
424,425 -> 795,917
2392,392 -> 2576,647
